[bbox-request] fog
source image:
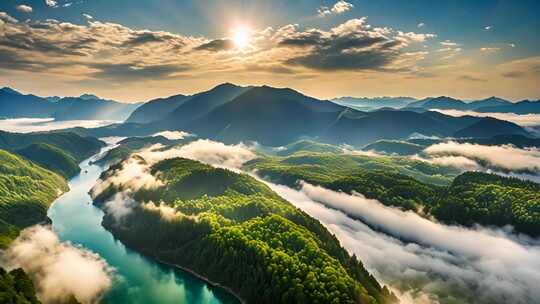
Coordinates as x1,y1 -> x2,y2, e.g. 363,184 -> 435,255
0,118 -> 115,133
152,130 -> 194,140
423,141 -> 540,174
260,180 -> 540,304
432,109 -> 540,127
0,226 -> 114,304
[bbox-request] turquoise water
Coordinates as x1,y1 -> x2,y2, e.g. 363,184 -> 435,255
47,149 -> 239,304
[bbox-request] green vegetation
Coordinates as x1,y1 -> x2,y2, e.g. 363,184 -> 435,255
17,143 -> 80,178
96,157 -> 397,304
276,140 -> 344,156
245,151 -> 540,236
0,150 -> 68,247
0,267 -> 41,304
431,172 -> 540,236
0,130 -> 104,162
362,140 -> 425,156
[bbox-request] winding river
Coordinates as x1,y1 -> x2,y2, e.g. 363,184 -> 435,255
47,148 -> 239,304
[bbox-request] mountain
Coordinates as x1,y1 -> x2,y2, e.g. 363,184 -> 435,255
467,97 -> 512,109
0,149 -> 68,247
453,117 -> 530,138
17,143 -> 80,178
160,83 -> 250,128
362,140 -> 425,155
475,100 -> 540,114
0,87 -> 140,121
126,93 -> 191,124
52,96 -> 141,121
332,96 -> 416,110
408,96 -> 469,110
186,86 -> 344,145
0,88 -> 58,118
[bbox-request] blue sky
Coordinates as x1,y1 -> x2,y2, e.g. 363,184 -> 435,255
0,0 -> 539,101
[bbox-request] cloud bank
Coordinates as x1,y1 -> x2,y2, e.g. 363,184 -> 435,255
433,109 -> 540,127
262,180 -> 540,304
318,1 -> 354,17
0,118 -> 116,133
152,130 -> 194,140
0,225 -> 113,304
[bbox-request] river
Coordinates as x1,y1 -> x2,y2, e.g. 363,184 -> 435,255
47,148 -> 239,304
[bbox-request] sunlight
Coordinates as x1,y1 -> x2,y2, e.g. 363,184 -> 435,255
232,25 -> 251,49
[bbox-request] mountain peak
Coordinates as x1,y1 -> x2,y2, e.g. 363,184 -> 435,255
0,87 -> 22,95
79,93 -> 100,100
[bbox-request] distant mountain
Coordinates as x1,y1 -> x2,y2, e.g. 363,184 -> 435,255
453,117 -> 530,138
467,97 -> 512,109
186,86 -> 344,145
126,93 -> 191,124
362,140 -> 425,155
52,96 -> 141,121
161,83 -> 250,128
475,100 -> 540,114
408,96 -> 469,110
0,87 -> 140,121
332,96 -> 416,110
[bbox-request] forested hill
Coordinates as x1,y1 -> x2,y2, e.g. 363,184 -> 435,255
245,152 -> 540,236
92,157 -> 397,304
0,150 -> 68,247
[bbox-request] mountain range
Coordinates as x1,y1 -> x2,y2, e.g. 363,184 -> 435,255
0,87 -> 141,121
54,83 -> 535,146
335,95 -> 540,114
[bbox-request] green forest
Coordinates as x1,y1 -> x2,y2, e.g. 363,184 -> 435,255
0,267 -> 40,304
245,151 -> 540,236
0,150 -> 68,247
95,157 -> 397,304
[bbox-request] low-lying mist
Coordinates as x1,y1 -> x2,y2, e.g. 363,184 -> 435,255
0,118 -> 115,133
0,225 -> 114,304
261,180 -> 540,304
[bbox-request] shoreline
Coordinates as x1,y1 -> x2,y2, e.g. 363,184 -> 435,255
154,257 -> 246,304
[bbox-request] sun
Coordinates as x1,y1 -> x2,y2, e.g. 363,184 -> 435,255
232,26 -> 251,49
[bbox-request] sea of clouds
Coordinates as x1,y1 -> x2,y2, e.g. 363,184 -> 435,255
0,226 -> 114,304
0,118 -> 115,133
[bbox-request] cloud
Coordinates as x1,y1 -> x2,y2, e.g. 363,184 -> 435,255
458,75 -> 486,82
16,5 -> 33,13
92,139 -> 256,198
423,141 -> 540,173
417,22 -> 425,28
498,56 -> 540,79
318,1 -> 354,17
485,25 -> 492,30
152,130 -> 194,140
0,118 -> 116,133
194,38 -> 235,52
480,47 -> 501,53
45,0 -> 58,7
0,226 -> 114,304
432,109 -> 540,127
82,13 -> 93,19
0,12 -> 18,23
440,40 -> 458,46
277,18 -> 435,71
262,180 -> 540,304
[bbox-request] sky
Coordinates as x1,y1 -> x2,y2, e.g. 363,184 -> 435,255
0,0 -> 539,102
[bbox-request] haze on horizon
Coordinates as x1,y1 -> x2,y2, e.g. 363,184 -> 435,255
0,0 -> 539,102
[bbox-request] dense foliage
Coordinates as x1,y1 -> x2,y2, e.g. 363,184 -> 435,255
361,140 -> 425,156
245,152 -> 540,236
0,150 -> 68,247
0,267 -> 40,304
0,130 -> 104,162
275,140 -> 344,156
95,157 -> 396,304
17,143 -> 80,178
431,172 -> 540,236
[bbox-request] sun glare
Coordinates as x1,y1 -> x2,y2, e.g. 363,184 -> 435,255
232,26 -> 251,49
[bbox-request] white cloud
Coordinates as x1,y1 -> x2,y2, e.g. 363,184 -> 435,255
0,12 -> 18,23
440,40 -> 458,46
318,0 -> 354,17
0,226 -> 113,304
0,118 -> 116,133
152,130 -> 193,140
417,22 -> 425,28
16,5 -> 33,13
480,47 -> 501,53
82,13 -> 93,20
262,180 -> 540,304
485,25 -> 492,30
424,141 -> 540,173
432,109 -> 540,127
45,0 -> 58,7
